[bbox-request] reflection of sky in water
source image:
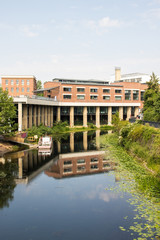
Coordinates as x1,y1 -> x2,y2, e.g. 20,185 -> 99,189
0,171 -> 137,240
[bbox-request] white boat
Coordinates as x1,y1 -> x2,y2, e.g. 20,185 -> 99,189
38,136 -> 53,149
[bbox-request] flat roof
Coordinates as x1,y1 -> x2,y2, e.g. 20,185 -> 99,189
34,87 -> 58,92
53,78 -> 109,83
1,75 -> 36,78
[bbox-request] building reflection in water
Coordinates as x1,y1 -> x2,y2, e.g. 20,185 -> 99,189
3,130 -> 116,184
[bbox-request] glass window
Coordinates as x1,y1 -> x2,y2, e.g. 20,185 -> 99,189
11,88 -> 14,93
90,88 -> 98,93
141,91 -> 144,101
77,88 -> 85,92
103,89 -> 110,93
27,88 -> 30,92
27,80 -> 30,85
77,166 -> 85,171
5,80 -> 8,85
103,96 -> 110,100
77,159 -> 85,164
125,90 -> 131,100
77,95 -> 85,100
63,160 -> 72,165
115,96 -> 122,100
90,95 -> 98,100
11,80 -> 14,85
63,168 -> 72,173
21,80 -> 24,85
115,89 -> 122,93
63,87 -> 71,92
90,165 -> 98,169
22,88 -> 24,92
16,88 -> 19,92
133,90 -> 139,100
91,158 -> 98,162
16,80 -> 19,85
63,95 -> 71,99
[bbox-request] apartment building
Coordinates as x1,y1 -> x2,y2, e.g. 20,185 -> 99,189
1,75 -> 37,97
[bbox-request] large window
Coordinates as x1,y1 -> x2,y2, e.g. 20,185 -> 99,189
125,90 -> 131,100
103,89 -> 110,93
77,88 -> 85,92
77,95 -> 85,100
22,88 -> 24,92
90,88 -> 98,93
11,80 -> 14,85
115,89 -> 122,94
103,95 -> 110,100
63,95 -> 71,99
5,80 -> 8,85
63,87 -> 71,92
16,80 -> 19,85
27,80 -> 30,85
11,88 -> 14,93
27,88 -> 30,92
16,88 -> 19,92
115,96 -> 122,101
21,80 -> 24,85
77,159 -> 85,164
133,90 -> 139,100
90,95 -> 98,100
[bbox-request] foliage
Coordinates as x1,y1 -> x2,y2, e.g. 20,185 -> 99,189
143,72 -> 160,122
112,111 -> 129,134
36,80 -> 42,90
0,88 -> 16,136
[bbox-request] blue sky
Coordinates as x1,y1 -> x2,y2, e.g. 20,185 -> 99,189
0,0 -> 160,83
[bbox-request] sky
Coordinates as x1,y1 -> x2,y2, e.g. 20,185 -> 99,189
0,0 -> 160,83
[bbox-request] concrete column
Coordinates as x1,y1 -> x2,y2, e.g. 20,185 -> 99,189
22,104 -> 28,130
96,130 -> 100,150
33,105 -> 37,126
41,106 -> 44,125
48,106 -> 51,127
83,106 -> 87,127
108,107 -> 112,125
18,157 -> 23,179
57,141 -> 61,153
45,106 -> 48,126
70,132 -> 74,152
29,105 -> 33,128
135,107 -> 139,117
119,107 -> 123,120
70,106 -> 74,128
38,106 -> 41,126
50,107 -> 53,127
18,103 -> 22,132
127,107 -> 131,120
57,107 -> 61,122
83,131 -> 88,151
96,106 -> 100,128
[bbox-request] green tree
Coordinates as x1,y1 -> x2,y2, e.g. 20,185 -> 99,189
0,88 -> 16,136
36,80 -> 42,90
143,73 -> 160,122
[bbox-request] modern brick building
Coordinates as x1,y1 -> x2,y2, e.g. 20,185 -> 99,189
1,75 -> 37,97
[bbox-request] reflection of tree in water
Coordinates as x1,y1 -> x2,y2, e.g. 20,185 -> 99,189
0,161 -> 17,209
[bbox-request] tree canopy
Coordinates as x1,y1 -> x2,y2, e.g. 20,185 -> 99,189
143,72 -> 160,122
36,80 -> 42,90
0,88 -> 17,136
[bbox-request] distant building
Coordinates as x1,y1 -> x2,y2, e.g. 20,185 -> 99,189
1,75 -> 37,97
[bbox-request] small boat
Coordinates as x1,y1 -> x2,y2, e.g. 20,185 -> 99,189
38,136 -> 53,149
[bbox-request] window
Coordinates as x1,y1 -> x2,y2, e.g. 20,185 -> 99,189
63,87 -> 71,92
91,158 -> 98,163
27,88 -> 30,92
115,89 -> 122,93
115,96 -> 122,100
103,96 -> 110,100
16,88 -> 19,92
11,88 -> 14,93
5,87 -> 8,91
133,90 -> 139,100
141,91 -> 144,101
90,165 -> 98,169
22,88 -> 24,92
77,166 -> 85,172
64,160 -> 72,165
125,90 -> 131,100
77,88 -> 85,92
90,95 -> 98,100
63,95 -> 71,99
64,168 -> 72,173
16,80 -> 19,85
103,89 -> 110,93
11,80 -> 14,85
90,88 -> 98,93
77,95 -> 85,100
77,159 -> 85,164
27,80 -> 30,85
21,80 -> 24,85
5,80 -> 8,85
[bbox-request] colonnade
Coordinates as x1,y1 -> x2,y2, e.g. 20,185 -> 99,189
18,103 -> 139,131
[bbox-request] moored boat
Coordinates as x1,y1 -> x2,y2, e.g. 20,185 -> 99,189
38,136 -> 53,149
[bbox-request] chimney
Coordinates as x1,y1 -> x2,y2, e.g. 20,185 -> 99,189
115,67 -> 121,82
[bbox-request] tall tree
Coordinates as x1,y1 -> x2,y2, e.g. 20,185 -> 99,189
36,80 -> 42,90
0,88 -> 16,136
143,73 -> 160,122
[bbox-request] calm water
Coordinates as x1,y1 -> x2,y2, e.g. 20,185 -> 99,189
0,131 -> 140,240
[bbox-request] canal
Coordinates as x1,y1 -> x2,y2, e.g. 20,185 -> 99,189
0,131 -> 158,240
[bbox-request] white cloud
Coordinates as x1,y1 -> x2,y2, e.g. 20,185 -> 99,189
20,24 -> 46,38
99,17 -> 120,28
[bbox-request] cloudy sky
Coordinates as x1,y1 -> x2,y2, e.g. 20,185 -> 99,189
0,0 -> 160,83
